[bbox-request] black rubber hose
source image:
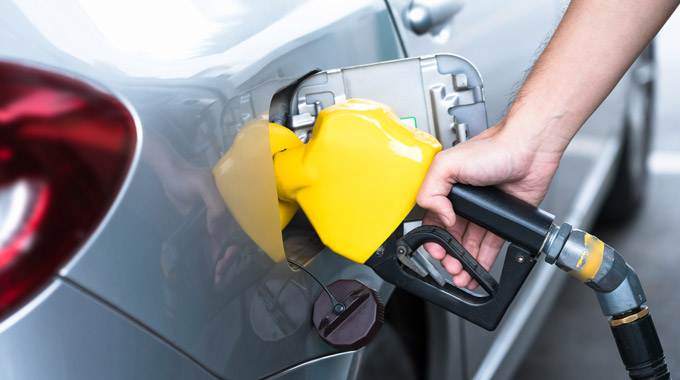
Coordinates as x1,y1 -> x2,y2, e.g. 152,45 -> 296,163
268,86 -> 294,127
610,312 -> 670,379
268,70 -> 320,127
447,184 -> 555,254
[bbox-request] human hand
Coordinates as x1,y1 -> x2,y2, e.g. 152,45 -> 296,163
143,130 -> 240,286
160,161 -> 229,244
158,161 -> 241,286
416,123 -> 562,290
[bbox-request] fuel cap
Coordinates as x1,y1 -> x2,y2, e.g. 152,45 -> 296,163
312,279 -> 384,351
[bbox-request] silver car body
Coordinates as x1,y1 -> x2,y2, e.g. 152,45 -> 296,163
0,0 -> 645,379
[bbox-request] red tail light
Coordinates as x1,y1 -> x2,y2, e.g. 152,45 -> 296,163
0,61 -> 137,318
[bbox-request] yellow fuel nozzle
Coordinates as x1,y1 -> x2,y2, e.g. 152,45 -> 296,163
212,99 -> 559,334
212,114 -> 289,263
271,99 -> 441,263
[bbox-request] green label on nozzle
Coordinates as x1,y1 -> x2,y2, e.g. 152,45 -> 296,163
400,117 -> 417,129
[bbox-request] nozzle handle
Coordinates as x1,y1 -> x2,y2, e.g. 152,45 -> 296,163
366,229 -> 536,331
448,184 -> 555,254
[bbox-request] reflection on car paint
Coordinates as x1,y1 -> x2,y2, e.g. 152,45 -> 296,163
1,0 -> 406,377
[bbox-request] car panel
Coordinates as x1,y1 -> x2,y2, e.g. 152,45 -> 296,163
1,0 -> 402,378
266,352 -> 359,380
385,0 -> 562,126
0,280 -> 216,380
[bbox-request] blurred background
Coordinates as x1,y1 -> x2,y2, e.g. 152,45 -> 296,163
515,8 -> 680,380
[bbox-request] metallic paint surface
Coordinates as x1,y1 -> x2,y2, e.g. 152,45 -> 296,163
0,0 -> 402,378
0,280 -> 216,380
266,351 -> 359,380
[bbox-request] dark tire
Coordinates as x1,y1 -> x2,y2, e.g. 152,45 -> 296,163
599,43 -> 655,224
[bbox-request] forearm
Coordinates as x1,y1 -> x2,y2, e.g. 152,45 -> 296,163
502,0 -> 678,157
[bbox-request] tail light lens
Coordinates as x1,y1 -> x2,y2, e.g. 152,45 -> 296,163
0,61 -> 137,319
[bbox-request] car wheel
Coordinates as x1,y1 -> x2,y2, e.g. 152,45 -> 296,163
599,43 -> 655,223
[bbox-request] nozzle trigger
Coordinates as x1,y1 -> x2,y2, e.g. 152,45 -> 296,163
366,227 -> 537,331
396,225 -> 499,295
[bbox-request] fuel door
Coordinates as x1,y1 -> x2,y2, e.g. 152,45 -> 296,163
288,54 -> 488,148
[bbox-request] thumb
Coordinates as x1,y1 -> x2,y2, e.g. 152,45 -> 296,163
417,193 -> 455,227
417,152 -> 458,227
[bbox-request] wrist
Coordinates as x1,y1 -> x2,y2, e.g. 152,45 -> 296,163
497,102 -> 579,161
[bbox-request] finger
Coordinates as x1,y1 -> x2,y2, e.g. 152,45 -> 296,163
215,245 -> 239,286
200,180 -> 228,237
465,233 -> 505,290
424,242 -> 446,260
450,216 -> 469,244
418,195 -> 456,228
441,254 -> 463,275
476,232 -> 505,271
422,210 -> 445,228
442,217 -> 470,279
452,270 -> 472,288
416,154 -> 457,228
423,213 -> 469,275
461,223 -> 487,259
421,211 -> 447,259
452,223 -> 486,288
466,279 -> 479,290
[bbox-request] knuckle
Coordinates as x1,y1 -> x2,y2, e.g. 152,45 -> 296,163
464,239 -> 481,254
